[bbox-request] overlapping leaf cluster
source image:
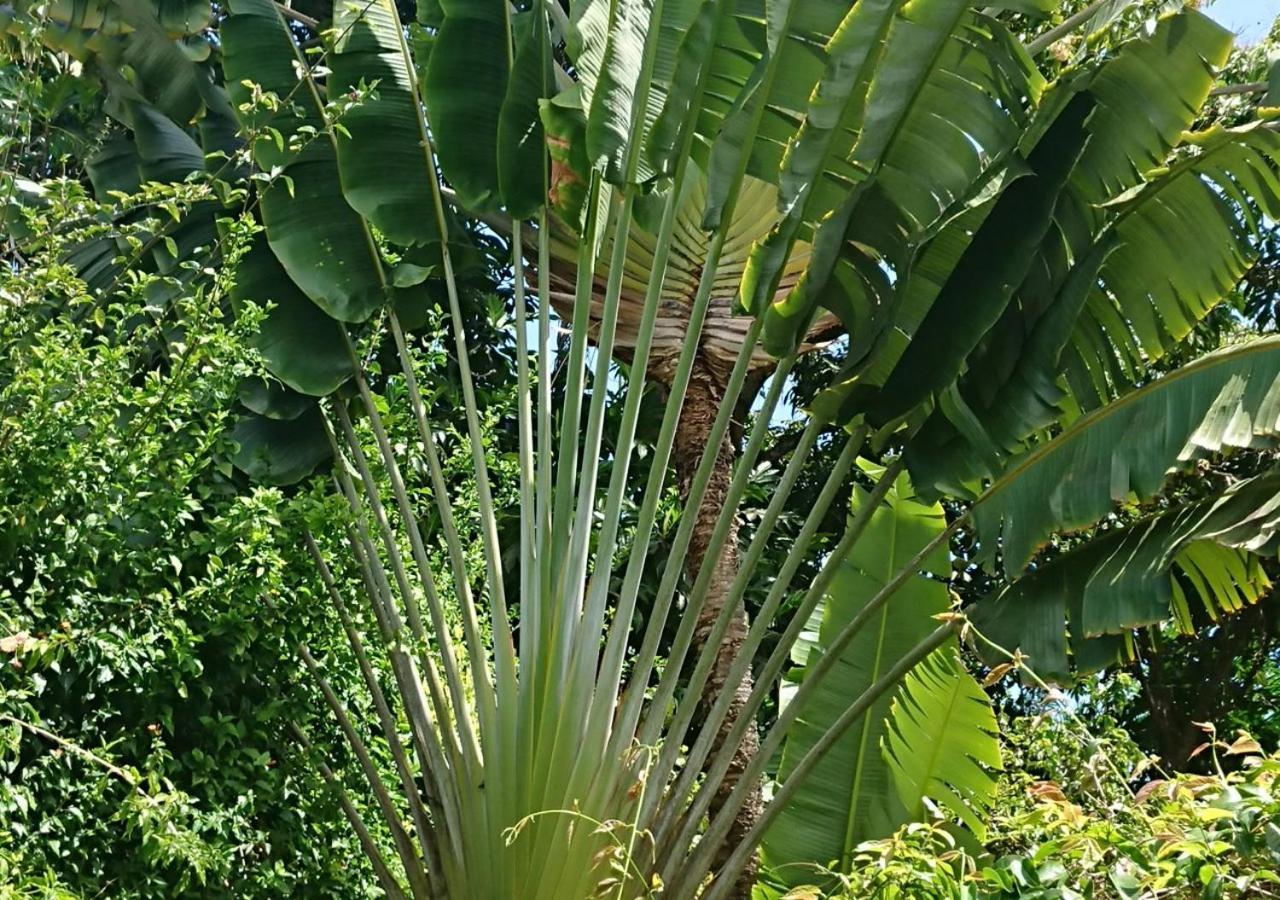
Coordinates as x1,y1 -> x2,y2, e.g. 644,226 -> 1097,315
7,0 -> 1280,896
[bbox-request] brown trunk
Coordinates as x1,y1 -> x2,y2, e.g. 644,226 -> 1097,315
671,358 -> 761,899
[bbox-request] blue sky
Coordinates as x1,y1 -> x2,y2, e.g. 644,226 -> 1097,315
1207,0 -> 1280,44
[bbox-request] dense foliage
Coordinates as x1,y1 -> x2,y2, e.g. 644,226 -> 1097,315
0,175 -> 388,895
5,0 -> 1280,897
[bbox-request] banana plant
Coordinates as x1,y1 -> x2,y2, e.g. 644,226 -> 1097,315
12,0 -> 1280,896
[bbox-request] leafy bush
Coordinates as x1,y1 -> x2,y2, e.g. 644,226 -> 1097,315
771,710 -> 1280,899
0,181 -> 383,897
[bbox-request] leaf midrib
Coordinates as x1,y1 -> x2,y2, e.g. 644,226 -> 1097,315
840,500 -> 898,869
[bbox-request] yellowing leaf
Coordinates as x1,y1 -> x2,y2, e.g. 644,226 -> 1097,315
982,662 -> 1014,687
1194,807 -> 1236,823
0,632 -> 29,654
1226,733 -> 1263,756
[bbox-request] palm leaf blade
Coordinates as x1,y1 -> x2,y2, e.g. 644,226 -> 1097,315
973,338 -> 1280,576
882,647 -> 1001,840
762,467 -> 948,886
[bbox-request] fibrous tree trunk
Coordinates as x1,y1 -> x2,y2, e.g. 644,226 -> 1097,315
671,357 -> 760,899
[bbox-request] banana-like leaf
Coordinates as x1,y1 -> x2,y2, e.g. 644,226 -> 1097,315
542,87 -> 594,226
422,0 -> 699,204
727,0 -> 903,337
222,0 -> 385,322
906,127 -> 1279,495
1008,10 -> 1232,410
972,337 -> 1280,577
230,404 -> 333,486
861,91 -> 1095,426
806,165 -> 1024,426
36,0 -> 129,32
1068,9 -> 1229,206
75,94 -> 213,282
1079,474 -> 1280,635
685,0 -> 853,213
231,239 -> 354,397
86,136 -> 145,198
753,8 -> 1042,355
1065,125 -> 1280,405
238,376 -> 317,420
810,10 -> 1236,441
898,22 -> 1257,491
901,222 -> 1116,495
1170,541 -> 1271,633
682,0 -> 1039,213
65,238 -> 122,294
422,0 -> 513,210
14,0 -> 227,133
644,0 -> 717,176
125,98 -> 205,183
329,0 -> 441,245
770,0 -> 913,224
497,9 -> 553,217
571,0 -> 660,184
882,647 -> 1001,840
119,97 -> 220,273
97,0 -> 221,125
970,468 -> 1280,682
762,464 -> 949,886
420,1 -> 554,214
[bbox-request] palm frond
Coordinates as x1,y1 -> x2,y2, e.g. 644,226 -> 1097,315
971,467 -> 1280,681
762,464 -> 949,885
882,647 -> 1002,840
971,338 -> 1280,576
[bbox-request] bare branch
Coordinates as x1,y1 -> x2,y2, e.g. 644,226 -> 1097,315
275,2 -> 320,30
1209,81 -> 1269,97
1026,0 -> 1111,57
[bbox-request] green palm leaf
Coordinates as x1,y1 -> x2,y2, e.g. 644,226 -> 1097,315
231,239 -> 353,396
497,8 -> 554,217
811,10 -> 1241,454
222,0 -> 386,323
1065,125 -> 1280,404
808,7 -> 1239,453
762,464 -> 949,886
858,91 -> 1095,427
230,403 -> 332,486
1067,8 -> 1229,205
1169,541 -> 1271,633
750,6 -> 1043,354
971,467 -> 1280,681
422,0 -> 513,210
570,0 -> 663,184
971,337 -> 1280,577
882,647 -> 1001,840
330,0 -> 441,245
903,122 -> 1280,496
687,0 -> 850,200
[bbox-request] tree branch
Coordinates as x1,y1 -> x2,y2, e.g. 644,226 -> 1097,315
1209,82 -> 1269,98
275,2 -> 320,30
1026,0 -> 1111,57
